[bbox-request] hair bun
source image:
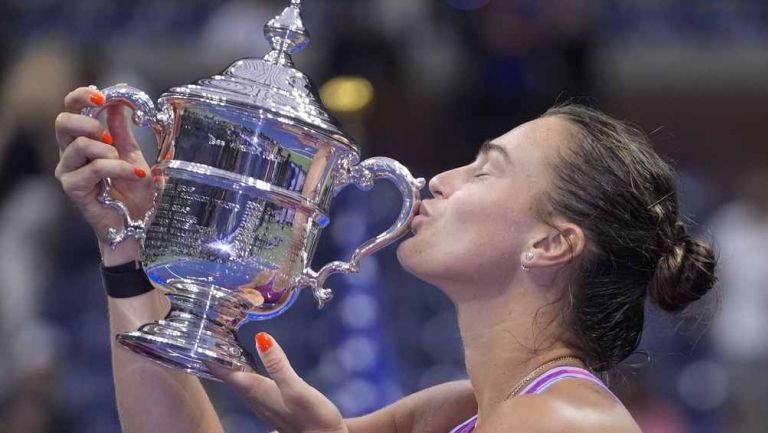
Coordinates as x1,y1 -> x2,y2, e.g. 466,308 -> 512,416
647,228 -> 717,312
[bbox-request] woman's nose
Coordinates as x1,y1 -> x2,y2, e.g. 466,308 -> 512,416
428,173 -> 444,198
429,169 -> 455,198
429,165 -> 468,198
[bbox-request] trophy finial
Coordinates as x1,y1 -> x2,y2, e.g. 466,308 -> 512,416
263,0 -> 310,66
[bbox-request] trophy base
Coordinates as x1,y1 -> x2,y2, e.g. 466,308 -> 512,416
117,282 -> 257,381
117,330 -> 255,381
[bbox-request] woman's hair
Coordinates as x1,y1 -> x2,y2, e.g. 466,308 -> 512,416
539,103 -> 717,372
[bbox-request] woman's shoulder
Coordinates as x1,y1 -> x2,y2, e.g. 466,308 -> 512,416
477,379 -> 641,433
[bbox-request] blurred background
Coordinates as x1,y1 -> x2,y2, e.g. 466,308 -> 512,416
0,0 -> 767,432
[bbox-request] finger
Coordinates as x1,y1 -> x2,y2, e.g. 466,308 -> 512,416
106,105 -> 141,156
64,86 -> 105,114
55,112 -> 109,153
255,333 -> 302,390
208,362 -> 280,397
59,159 -> 143,198
207,362 -> 286,415
56,136 -> 119,176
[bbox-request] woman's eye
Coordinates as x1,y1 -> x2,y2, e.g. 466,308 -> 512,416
472,173 -> 489,181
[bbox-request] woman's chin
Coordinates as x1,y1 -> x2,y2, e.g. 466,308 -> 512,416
395,237 -> 413,264
396,237 -> 434,281
396,237 -> 418,266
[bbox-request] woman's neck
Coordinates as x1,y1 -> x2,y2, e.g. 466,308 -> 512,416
454,285 -> 580,423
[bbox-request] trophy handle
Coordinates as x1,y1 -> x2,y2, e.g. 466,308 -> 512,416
81,84 -> 172,249
304,156 -> 425,308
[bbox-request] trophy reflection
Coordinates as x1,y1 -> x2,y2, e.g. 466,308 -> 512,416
83,0 -> 424,379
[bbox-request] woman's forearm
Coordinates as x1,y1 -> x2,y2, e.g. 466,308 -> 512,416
108,285 -> 225,433
344,381 -> 476,433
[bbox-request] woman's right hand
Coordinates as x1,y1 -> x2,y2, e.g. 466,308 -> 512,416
209,333 -> 347,433
54,86 -> 154,262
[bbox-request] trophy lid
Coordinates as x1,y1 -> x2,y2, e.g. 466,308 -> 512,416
164,0 -> 356,151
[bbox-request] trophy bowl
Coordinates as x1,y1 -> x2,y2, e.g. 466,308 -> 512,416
82,0 -> 424,379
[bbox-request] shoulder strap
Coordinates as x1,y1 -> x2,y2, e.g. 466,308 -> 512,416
449,367 -> 615,433
520,366 -> 614,397
448,415 -> 478,433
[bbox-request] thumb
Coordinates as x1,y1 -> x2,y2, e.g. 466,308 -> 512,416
255,332 -> 302,390
105,104 -> 141,156
207,361 -> 276,397
207,361 -> 287,413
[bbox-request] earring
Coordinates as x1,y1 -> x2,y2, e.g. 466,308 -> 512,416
521,251 -> 534,271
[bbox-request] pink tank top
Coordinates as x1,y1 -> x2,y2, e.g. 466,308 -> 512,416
448,366 -> 615,433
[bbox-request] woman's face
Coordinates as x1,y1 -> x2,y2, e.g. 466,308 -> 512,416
396,116 -> 572,296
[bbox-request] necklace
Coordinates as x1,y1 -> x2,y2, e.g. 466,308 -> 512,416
503,355 -> 585,400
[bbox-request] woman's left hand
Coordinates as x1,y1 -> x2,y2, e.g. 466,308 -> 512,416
209,332 -> 347,433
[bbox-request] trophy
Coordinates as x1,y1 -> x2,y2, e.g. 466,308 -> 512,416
83,0 -> 424,379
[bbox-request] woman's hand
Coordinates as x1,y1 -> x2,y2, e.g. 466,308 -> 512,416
54,86 -> 154,262
209,333 -> 347,433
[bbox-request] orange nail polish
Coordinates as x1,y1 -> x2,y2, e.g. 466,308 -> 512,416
256,332 -> 273,353
90,92 -> 106,106
101,131 -> 113,145
134,168 -> 146,178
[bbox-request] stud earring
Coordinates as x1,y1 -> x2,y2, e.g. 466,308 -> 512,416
521,251 -> 534,271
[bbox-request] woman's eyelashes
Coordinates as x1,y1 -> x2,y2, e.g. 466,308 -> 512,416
473,161 -> 492,178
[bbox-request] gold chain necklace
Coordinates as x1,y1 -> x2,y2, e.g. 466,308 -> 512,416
503,355 -> 585,401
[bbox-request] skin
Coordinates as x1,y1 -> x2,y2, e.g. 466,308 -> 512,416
396,117 -> 640,432
55,88 -> 223,433
55,87 -> 641,433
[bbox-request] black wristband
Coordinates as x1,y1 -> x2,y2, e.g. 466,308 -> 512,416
100,261 -> 155,299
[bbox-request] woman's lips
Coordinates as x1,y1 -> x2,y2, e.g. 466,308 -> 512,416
410,215 -> 427,235
416,200 -> 431,217
411,201 -> 430,232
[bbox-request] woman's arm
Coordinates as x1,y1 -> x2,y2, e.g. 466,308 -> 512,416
56,88 -> 226,433
214,329 -> 475,433
108,291 -> 225,433
104,243 -> 226,433
346,380 -> 476,433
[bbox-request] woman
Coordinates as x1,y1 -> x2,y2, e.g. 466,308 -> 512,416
54,86 -> 716,433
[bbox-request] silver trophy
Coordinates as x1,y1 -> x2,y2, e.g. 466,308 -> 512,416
82,0 -> 424,379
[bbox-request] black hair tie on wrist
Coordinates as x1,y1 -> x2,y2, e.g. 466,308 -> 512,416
100,261 -> 155,299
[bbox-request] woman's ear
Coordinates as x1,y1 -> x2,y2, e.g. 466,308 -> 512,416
526,220 -> 585,269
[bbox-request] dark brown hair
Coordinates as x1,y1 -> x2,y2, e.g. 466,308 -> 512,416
540,103 -> 717,372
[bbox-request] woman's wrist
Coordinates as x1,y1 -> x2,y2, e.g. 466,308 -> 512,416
98,238 -> 154,299
99,238 -> 141,266
101,260 -> 155,299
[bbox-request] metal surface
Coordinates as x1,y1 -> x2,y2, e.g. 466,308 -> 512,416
82,84 -> 171,248
163,0 -> 353,151
302,157 -> 426,308
81,0 -> 424,379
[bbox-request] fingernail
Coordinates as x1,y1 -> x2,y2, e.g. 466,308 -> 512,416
256,332 -> 273,353
90,92 -> 106,106
101,131 -> 113,145
134,168 -> 146,178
